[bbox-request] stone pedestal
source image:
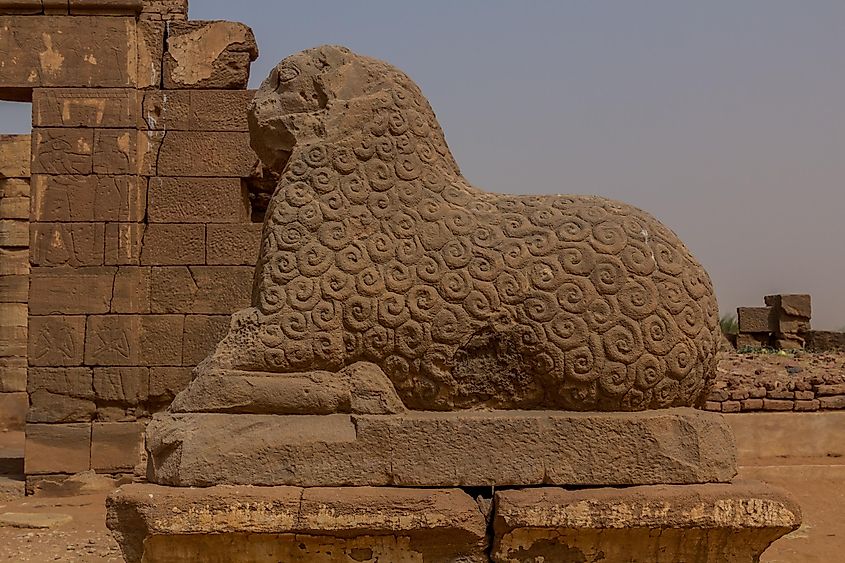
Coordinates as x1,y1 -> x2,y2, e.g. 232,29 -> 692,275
146,408 -> 737,487
107,481 -> 800,563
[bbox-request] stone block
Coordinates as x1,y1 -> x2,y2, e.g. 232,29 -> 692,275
28,388 -> 96,422
31,128 -> 93,174
93,129 -> 147,174
491,482 -> 800,563
794,390 -> 814,400
0,135 -> 30,178
0,16 -> 138,89
105,223 -> 145,265
27,315 -> 86,366
156,132 -> 256,177
737,306 -> 774,334
206,223 -> 262,265
762,399 -> 793,411
93,367 -> 149,404
0,248 -> 29,275
774,335 -> 804,350
765,293 -> 811,319
112,266 -> 151,313
107,484 -> 487,563
767,389 -> 794,400
137,20 -> 165,89
68,0 -> 143,16
150,266 -> 252,314
0,392 -> 26,431
139,0 -> 187,21
0,325 -> 26,356
27,367 -> 93,398
794,399 -> 820,412
91,421 -> 144,472
141,90 -> 255,131
819,395 -> 845,409
162,21 -> 258,90
25,423 -> 91,475
0,219 -> 28,246
0,178 -> 30,197
741,398 -> 763,411
85,314 -> 184,366
816,384 -> 845,396
749,387 -> 766,399
31,175 -> 144,222
703,401 -> 721,412
149,367 -> 192,402
140,224 -> 204,265
0,359 -> 26,392
29,267 -> 114,314
0,196 -> 28,218
146,409 -> 737,488
30,222 -> 105,266
0,302 -> 26,326
147,177 -> 250,223
721,400 -> 741,413
32,88 -> 141,128
182,315 -> 229,366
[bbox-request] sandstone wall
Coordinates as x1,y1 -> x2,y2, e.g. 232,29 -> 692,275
0,135 -> 31,431
0,0 -> 264,486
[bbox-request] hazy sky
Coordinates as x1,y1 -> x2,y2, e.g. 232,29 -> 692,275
2,1 -> 843,328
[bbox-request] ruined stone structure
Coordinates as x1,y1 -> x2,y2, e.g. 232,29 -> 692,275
737,293 -> 812,350
107,46 -> 800,562
0,135 -> 30,432
0,0 -> 265,488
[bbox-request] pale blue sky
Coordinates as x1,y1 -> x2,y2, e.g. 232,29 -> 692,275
2,1 -> 843,327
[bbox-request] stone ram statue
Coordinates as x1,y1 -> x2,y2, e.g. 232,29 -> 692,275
182,45 -> 719,413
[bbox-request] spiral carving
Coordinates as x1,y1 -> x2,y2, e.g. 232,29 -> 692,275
235,45 -> 719,411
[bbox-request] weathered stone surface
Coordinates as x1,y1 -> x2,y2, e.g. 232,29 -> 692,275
737,306 -> 774,334
150,265 -> 252,313
0,359 -> 26,392
819,395 -> 845,409
30,222 -> 105,266
0,219 -> 27,246
0,16 -> 138,89
142,89 -> 255,131
32,88 -> 140,127
0,392 -> 26,430
137,20 -> 165,89
28,388 -> 96,422
194,45 -> 720,413
29,266 -> 114,314
156,131 -> 257,177
93,367 -> 149,403
206,223 -> 262,265
0,195 -> 28,218
181,315 -> 230,365
147,408 -> 736,487
147,177 -> 249,222
162,21 -> 258,89
765,293 -> 811,319
91,422 -> 144,472
0,135 -> 30,177
492,482 -> 800,563
27,315 -> 86,366
84,314 -> 184,366
31,175 -> 146,222
107,484 -> 488,563
148,367 -> 192,401
68,0 -> 143,16
0,512 -> 73,529
0,248 -> 29,275
25,423 -> 91,474
111,266 -> 151,313
735,332 -> 769,349
93,129 -> 147,174
0,177 -> 30,198
31,128 -> 93,174
139,0 -> 187,21
105,223 -> 145,265
28,366 -> 93,398
139,224 -> 204,265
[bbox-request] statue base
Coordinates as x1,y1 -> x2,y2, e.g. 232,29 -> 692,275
146,407 -> 737,487
107,481 -> 800,563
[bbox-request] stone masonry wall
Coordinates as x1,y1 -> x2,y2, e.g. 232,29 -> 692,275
0,0 -> 264,487
0,135 -> 31,432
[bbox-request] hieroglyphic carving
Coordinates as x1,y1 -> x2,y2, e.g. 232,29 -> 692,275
209,46 -> 719,411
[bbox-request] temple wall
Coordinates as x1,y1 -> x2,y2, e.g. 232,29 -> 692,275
0,0 -> 264,488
